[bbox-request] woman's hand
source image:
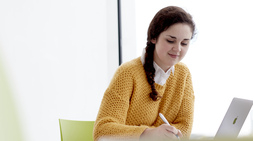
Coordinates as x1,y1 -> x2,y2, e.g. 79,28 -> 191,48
140,124 -> 183,141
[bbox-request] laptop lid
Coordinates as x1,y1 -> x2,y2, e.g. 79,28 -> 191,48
214,97 -> 253,139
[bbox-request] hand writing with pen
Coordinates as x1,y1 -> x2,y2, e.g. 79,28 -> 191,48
140,113 -> 182,141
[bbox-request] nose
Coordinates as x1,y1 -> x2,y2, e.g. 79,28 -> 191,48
172,43 -> 181,52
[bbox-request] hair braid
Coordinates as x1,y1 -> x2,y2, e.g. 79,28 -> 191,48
144,42 -> 162,101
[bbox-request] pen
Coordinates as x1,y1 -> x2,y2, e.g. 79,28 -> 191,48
159,113 -> 180,139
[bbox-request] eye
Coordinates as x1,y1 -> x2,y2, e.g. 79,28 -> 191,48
181,42 -> 188,46
166,40 -> 174,43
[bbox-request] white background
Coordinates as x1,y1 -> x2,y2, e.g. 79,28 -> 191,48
0,0 -> 119,141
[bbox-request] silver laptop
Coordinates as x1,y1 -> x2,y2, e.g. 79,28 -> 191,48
214,97 -> 253,139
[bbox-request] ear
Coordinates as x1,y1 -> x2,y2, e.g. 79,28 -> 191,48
151,39 -> 156,44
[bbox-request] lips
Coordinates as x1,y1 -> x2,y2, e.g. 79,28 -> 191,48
168,53 -> 179,58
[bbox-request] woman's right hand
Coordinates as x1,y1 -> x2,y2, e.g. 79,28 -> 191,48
140,124 -> 182,141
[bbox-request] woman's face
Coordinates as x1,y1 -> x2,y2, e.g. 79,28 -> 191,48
152,23 -> 192,72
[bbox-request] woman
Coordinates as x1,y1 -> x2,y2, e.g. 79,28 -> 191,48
93,6 -> 196,141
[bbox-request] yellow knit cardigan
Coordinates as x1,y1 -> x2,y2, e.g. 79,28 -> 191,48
93,57 -> 195,141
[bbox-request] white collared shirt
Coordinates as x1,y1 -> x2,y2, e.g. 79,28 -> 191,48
141,48 -> 174,86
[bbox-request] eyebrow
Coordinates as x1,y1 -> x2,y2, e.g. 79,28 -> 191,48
167,35 -> 190,41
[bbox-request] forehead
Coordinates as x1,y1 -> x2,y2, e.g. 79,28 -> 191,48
161,23 -> 192,40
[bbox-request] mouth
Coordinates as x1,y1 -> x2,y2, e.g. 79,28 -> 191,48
168,53 -> 179,59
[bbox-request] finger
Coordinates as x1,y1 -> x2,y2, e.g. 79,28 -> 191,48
164,125 -> 183,140
177,129 -> 183,138
164,126 -> 180,140
163,131 -> 178,140
165,125 -> 178,135
158,125 -> 176,139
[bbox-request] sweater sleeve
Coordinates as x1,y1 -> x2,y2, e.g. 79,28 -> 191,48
93,65 -> 148,141
172,70 -> 195,138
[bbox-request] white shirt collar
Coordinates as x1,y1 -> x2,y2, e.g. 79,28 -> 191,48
141,48 -> 174,85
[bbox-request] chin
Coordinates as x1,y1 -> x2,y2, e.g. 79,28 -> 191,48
167,62 -> 177,66
165,64 -> 174,68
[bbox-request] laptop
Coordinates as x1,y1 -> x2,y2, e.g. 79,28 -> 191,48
214,97 -> 253,139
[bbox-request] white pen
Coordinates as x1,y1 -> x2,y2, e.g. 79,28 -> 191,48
159,113 -> 180,139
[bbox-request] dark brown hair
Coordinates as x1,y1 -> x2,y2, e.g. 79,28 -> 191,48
144,6 -> 196,101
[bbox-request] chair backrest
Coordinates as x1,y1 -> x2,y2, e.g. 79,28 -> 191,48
59,119 -> 95,141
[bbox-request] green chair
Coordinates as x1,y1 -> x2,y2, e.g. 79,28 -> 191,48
59,119 -> 95,141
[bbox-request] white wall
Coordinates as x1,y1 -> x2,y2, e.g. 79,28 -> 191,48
0,0 -> 118,141
120,0 -> 137,63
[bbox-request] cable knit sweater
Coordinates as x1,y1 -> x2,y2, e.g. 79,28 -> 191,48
93,57 -> 195,141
